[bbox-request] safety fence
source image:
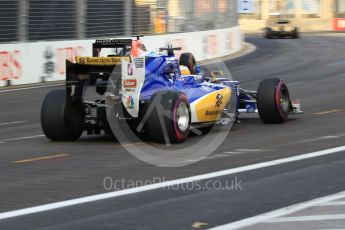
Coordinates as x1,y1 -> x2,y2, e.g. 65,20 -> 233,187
0,0 -> 238,43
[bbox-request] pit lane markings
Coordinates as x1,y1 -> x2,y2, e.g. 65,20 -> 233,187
207,152 -> 251,160
328,59 -> 345,66
192,222 -> 209,228
287,81 -> 304,86
265,214 -> 345,223
207,149 -> 266,160
185,157 -> 206,162
236,149 -> 264,152
209,190 -> 345,230
271,132 -> 345,148
314,201 -> 345,206
207,154 -> 240,160
13,154 -> 69,164
223,152 -> 242,155
314,109 -> 343,115
1,145 -> 345,220
0,121 -> 27,126
0,83 -> 64,93
0,134 -> 45,143
320,135 -> 340,139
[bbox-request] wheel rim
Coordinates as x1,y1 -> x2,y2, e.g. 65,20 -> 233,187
176,102 -> 189,132
280,87 -> 290,113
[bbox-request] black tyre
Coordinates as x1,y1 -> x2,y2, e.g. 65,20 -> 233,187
179,53 -> 196,74
265,28 -> 273,39
41,89 -> 83,141
147,91 -> 190,143
292,28 -> 299,39
89,75 -> 97,85
257,78 -> 291,124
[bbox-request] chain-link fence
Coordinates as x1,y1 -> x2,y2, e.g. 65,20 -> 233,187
0,0 -> 238,44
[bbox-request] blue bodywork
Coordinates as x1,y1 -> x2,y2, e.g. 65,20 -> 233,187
139,53 -> 239,105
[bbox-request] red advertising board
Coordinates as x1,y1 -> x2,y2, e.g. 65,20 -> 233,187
333,18 -> 345,31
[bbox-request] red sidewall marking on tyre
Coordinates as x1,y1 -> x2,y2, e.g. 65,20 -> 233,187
173,95 -> 189,142
275,81 -> 288,120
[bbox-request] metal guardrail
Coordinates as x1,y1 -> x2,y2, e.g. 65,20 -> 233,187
0,0 -> 238,43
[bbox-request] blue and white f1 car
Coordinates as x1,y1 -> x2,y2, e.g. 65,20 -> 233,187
41,37 -> 302,143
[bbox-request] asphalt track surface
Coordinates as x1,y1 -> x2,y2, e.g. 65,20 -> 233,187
0,33 -> 345,229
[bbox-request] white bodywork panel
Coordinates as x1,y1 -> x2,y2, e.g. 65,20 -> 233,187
121,57 -> 145,118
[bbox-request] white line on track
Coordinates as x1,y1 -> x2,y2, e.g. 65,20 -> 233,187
328,60 -> 345,67
207,154 -> 232,159
0,135 -> 45,143
320,136 -> 339,139
223,152 -> 242,154
281,133 -> 345,147
209,191 -> 345,229
287,82 -> 304,86
235,149 -> 264,152
184,157 -> 206,162
0,83 -> 63,93
320,229 -> 345,230
265,214 -> 345,223
0,121 -> 27,126
314,201 -> 345,206
0,145 -> 345,221
207,152 -> 245,160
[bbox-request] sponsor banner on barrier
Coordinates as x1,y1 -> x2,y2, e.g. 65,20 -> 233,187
0,27 -> 241,86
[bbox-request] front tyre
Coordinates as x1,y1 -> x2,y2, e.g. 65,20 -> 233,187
41,89 -> 83,141
257,78 -> 291,124
147,91 -> 190,143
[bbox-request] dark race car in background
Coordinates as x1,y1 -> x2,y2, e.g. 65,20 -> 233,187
265,19 -> 300,39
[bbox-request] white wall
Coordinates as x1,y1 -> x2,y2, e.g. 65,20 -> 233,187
0,26 -> 242,87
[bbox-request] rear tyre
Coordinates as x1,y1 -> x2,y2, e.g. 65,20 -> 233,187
41,89 -> 83,141
147,91 -> 190,143
292,28 -> 299,39
179,53 -> 196,74
265,28 -> 273,39
257,78 -> 291,124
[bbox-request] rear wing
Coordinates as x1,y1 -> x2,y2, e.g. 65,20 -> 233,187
92,39 -> 132,57
75,56 -> 130,66
65,56 -> 130,111
65,38 -> 146,119
65,55 -> 145,118
267,19 -> 292,27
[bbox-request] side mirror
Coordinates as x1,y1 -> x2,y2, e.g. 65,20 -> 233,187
195,65 -> 202,74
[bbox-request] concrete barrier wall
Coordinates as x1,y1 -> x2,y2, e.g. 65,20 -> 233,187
0,26 -> 242,87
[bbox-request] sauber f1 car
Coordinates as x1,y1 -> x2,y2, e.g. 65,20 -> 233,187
265,19 -> 300,39
41,37 -> 302,143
